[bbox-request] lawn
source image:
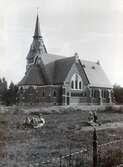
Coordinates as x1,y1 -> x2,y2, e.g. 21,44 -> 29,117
0,104 -> 123,167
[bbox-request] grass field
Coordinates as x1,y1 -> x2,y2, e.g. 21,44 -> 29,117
0,104 -> 123,167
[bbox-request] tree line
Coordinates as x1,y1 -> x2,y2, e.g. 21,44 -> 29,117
0,78 -> 19,106
113,84 -> 123,104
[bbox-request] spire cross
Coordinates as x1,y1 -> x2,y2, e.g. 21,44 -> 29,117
37,7 -> 39,14
33,10 -> 41,39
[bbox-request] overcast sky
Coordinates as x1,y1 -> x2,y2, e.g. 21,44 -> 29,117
0,0 -> 123,86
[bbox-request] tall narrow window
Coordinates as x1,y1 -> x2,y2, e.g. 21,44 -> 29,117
94,90 -> 96,98
102,90 -> 104,98
75,74 -> 78,89
53,91 -> 56,97
71,81 -> 74,89
42,91 -> 45,97
75,80 -> 78,89
92,89 -> 94,97
79,81 -> 82,89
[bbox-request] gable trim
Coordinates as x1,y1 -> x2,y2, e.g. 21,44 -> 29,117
78,59 -> 90,85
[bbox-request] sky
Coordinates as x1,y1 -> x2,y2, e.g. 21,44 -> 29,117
0,0 -> 123,86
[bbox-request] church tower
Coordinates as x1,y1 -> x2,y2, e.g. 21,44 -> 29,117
26,14 -> 47,70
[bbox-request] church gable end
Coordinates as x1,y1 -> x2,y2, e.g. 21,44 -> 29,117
64,58 -> 89,88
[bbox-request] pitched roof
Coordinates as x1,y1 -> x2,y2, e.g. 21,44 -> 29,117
18,64 -> 45,86
20,51 -> 112,89
42,53 -> 65,83
42,54 -> 112,88
80,60 -> 112,88
42,53 -> 64,65
53,56 -> 75,84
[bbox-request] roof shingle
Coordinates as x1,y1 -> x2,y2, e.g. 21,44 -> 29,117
18,64 -> 45,86
53,56 -> 75,84
81,60 -> 112,88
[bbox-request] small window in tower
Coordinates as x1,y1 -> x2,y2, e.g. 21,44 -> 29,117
53,91 -> 56,97
71,80 -> 74,89
79,81 -> 82,89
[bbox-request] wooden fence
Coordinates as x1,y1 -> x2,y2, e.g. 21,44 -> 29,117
31,139 -> 123,167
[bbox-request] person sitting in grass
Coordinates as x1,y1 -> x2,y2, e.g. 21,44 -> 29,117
93,111 -> 98,123
88,111 -> 94,123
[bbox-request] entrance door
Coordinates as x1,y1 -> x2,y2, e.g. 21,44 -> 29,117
67,92 -> 70,105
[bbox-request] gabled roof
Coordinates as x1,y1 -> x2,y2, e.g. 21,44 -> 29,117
18,64 -> 45,86
42,54 -> 112,88
53,56 -> 75,84
19,53 -> 112,89
42,53 -> 64,65
80,60 -> 112,88
42,53 -> 65,83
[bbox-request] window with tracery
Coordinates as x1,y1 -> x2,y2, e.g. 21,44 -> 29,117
71,74 -> 82,90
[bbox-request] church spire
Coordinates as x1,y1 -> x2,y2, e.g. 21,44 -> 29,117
33,14 -> 42,39
26,13 -> 47,68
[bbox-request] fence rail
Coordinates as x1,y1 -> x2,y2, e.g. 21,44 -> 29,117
32,139 -> 123,167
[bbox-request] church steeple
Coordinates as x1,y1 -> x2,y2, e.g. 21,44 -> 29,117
33,14 -> 42,39
26,14 -> 47,67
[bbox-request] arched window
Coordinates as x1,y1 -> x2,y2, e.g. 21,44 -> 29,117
79,81 -> 82,89
42,91 -> 45,97
70,74 -> 82,90
53,91 -> 56,97
71,80 -> 74,89
104,90 -> 108,98
75,80 -> 78,89
75,74 -> 78,89
104,90 -> 106,98
97,90 -> 99,98
102,90 -> 105,98
94,90 -> 96,98
106,90 -> 109,98
92,89 -> 94,97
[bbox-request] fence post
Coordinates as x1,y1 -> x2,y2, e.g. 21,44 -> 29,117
59,154 -> 62,167
93,128 -> 97,167
69,143 -> 72,167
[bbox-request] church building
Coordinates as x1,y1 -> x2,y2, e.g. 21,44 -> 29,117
18,15 -> 112,105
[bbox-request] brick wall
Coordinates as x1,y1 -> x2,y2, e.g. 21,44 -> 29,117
19,85 -> 62,105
